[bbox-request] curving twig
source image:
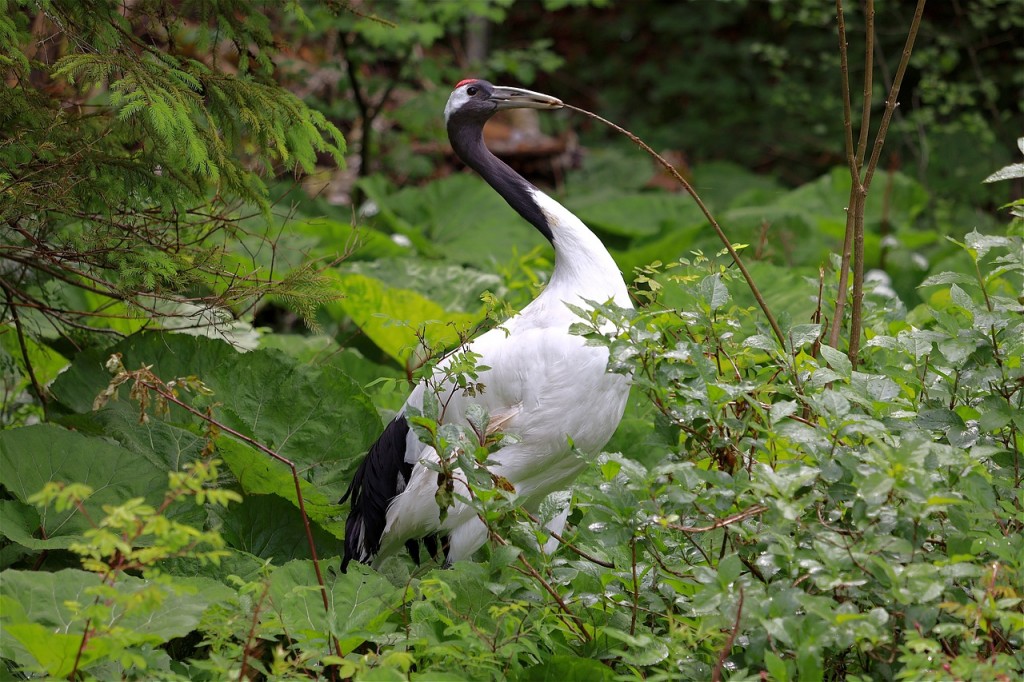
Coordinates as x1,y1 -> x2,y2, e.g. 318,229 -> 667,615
829,0 -> 927,363
562,104 -> 787,351
664,504 -> 767,533
100,360 -> 343,662
523,510 -> 614,568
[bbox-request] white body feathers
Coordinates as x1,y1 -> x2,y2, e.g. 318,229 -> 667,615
376,188 -> 631,564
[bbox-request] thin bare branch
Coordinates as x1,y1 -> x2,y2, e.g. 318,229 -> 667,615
562,103 -> 787,350
856,0 -> 876,167
129,373 -> 343,660
523,510 -> 614,568
665,505 -> 768,534
0,280 -> 48,411
711,587 -> 744,682
863,0 -> 927,194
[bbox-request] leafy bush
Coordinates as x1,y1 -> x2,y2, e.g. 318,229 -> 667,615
2,221 -> 1019,679
3,2 -> 1022,680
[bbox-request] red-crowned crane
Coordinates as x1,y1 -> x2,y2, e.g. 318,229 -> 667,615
341,79 -> 631,571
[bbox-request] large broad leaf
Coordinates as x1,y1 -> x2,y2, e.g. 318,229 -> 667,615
230,216 -> 411,279
0,333 -> 68,392
215,493 -> 346,562
214,352 -> 380,488
566,191 -> 705,239
0,424 -> 168,549
774,167 -> 929,228
342,258 -> 503,312
368,173 -> 550,266
159,546 -> 268,585
0,568 -> 232,678
610,222 -> 704,276
215,438 -> 346,539
690,161 -> 787,210
59,402 -> 210,473
0,499 -> 54,552
50,332 -> 242,415
50,333 -> 382,503
566,147 -> 654,195
517,656 -> 618,681
268,558 -> 402,655
257,335 -> 408,413
327,270 -> 479,364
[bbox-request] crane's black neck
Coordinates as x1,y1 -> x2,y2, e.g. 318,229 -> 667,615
447,121 -> 554,244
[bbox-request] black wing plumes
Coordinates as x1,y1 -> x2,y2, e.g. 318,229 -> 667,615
340,415 -> 411,571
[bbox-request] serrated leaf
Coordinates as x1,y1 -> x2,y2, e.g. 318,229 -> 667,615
328,270 -> 479,363
770,400 -> 798,422
51,334 -> 382,503
787,324 -> 821,349
342,258 -> 501,312
0,499 -> 70,551
983,162 -> 1024,184
217,492 -> 345,561
919,271 -> 977,287
949,284 -> 976,312
566,191 -> 704,238
268,559 -> 401,654
964,230 -> 1012,258
59,403 -> 209,473
765,650 -> 790,682
819,344 -> 851,378
700,273 -> 731,310
745,333 -> 779,351
369,173 -> 547,264
216,439 -> 344,538
0,569 -> 232,676
601,627 -> 670,666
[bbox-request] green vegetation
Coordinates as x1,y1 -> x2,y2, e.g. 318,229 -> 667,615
2,1 -> 1021,680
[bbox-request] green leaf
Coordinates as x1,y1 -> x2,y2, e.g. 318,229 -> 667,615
796,642 -> 823,682
765,650 -> 790,682
216,439 -> 344,538
216,492 -> 345,561
51,333 -> 382,502
0,425 -> 167,547
268,559 -> 401,654
0,569 -> 231,676
787,324 -> 821,350
0,333 -> 68,388
919,271 -> 978,287
51,332 -> 242,415
369,173 -> 548,265
59,403 -> 210,473
983,162 -> 1024,183
0,499 -> 67,551
700,273 -> 731,310
819,344 -> 851,378
328,270 -> 479,363
342,258 -> 502,312
518,656 -> 617,681
566,192 -> 704,238
600,627 -> 671,666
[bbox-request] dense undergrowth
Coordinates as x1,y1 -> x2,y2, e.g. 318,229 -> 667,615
3,1 -> 1023,680
2,156 -> 1022,679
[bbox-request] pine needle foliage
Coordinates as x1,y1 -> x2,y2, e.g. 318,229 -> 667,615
0,0 -> 346,349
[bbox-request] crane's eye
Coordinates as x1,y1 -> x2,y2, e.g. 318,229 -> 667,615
466,86 -> 478,96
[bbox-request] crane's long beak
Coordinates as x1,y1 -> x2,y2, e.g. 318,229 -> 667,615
490,85 -> 563,111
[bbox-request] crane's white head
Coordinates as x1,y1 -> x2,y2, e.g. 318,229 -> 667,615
444,79 -> 563,125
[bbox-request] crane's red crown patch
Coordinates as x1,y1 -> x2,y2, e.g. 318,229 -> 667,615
455,78 -> 479,89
